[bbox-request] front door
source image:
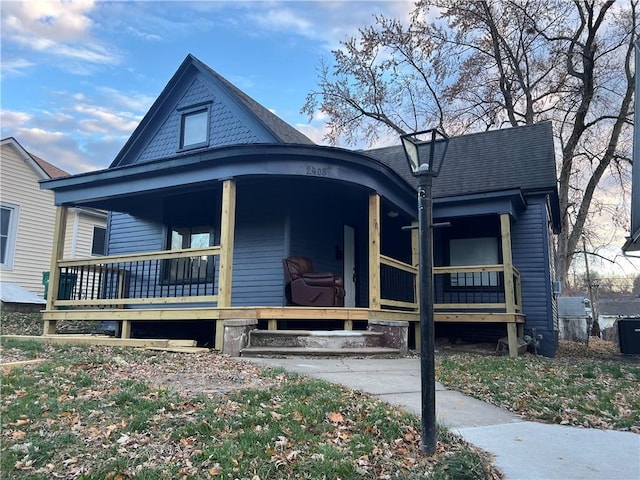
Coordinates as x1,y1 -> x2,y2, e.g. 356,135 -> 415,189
343,225 -> 356,307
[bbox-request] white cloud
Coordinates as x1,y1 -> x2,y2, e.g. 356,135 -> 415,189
126,26 -> 163,41
295,121 -> 331,145
0,57 -> 35,76
0,82 -> 150,173
1,110 -> 33,129
244,1 -> 416,50
250,7 -> 314,36
96,87 -> 155,113
1,0 -> 121,67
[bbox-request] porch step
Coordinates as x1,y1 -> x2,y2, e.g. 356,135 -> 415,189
240,330 -> 402,358
240,346 -> 402,358
247,330 -> 385,349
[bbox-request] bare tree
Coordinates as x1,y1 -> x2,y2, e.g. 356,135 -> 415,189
302,0 -> 638,286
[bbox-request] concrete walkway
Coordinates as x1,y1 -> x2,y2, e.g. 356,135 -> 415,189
245,357 -> 640,480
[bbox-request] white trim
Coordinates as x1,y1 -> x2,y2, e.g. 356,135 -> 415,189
0,202 -> 20,270
1,137 -> 50,179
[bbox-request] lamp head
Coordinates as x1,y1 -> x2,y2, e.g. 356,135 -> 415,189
400,128 -> 449,177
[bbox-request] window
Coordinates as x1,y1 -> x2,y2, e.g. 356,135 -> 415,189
1,203 -> 18,269
179,103 -> 211,150
164,225 -> 214,283
91,226 -> 106,256
450,237 -> 499,287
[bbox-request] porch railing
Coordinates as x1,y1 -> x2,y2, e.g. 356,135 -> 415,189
380,255 -> 418,310
379,259 -> 522,314
50,246 -> 220,308
49,247 -> 521,315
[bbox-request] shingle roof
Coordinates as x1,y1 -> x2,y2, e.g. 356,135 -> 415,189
598,300 -> 640,317
364,122 -> 558,199
1,136 -> 69,179
192,55 -> 315,146
31,153 -> 69,179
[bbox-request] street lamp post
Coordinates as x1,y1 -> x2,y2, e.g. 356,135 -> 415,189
400,128 -> 449,454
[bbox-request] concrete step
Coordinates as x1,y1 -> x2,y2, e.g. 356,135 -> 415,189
247,329 -> 384,349
240,346 -> 402,358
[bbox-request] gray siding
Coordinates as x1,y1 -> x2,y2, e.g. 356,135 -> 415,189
511,196 -> 557,356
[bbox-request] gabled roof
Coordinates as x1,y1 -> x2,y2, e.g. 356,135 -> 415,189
364,122 -> 560,229
1,137 -> 69,179
194,57 -> 314,146
110,54 -> 313,168
365,122 -> 557,198
598,299 -> 640,317
31,153 -> 69,179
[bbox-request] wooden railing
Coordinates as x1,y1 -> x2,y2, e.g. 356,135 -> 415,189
380,255 -> 418,310
50,246 -> 221,308
49,248 -> 521,316
379,259 -> 522,314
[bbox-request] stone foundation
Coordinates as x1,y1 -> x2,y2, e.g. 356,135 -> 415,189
223,319 -> 258,356
368,319 -> 409,355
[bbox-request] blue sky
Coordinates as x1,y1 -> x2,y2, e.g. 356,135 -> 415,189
2,1 -> 639,276
1,0 -> 413,174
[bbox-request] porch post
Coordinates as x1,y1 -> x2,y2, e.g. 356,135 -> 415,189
368,193 -> 381,310
217,179 -> 237,351
500,213 -> 518,357
411,221 -> 421,351
44,206 -> 68,335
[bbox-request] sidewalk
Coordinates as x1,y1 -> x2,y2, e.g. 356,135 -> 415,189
245,357 -> 640,480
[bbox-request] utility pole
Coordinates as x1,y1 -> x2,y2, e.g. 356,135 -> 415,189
582,238 -> 600,344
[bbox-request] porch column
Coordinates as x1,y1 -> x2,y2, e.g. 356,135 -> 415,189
411,221 -> 421,351
216,179 -> 237,350
368,193 -> 381,310
500,213 -> 518,357
44,206 -> 68,335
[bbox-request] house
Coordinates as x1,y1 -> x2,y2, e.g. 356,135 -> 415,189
557,296 -> 591,343
39,54 -> 561,357
597,299 -> 640,343
0,137 -> 107,308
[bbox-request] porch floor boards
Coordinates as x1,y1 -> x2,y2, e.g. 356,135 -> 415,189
41,306 -> 524,324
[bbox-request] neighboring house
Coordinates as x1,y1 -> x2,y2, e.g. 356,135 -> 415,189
40,54 -> 561,356
0,137 -> 107,304
597,299 -> 640,342
557,296 -> 591,343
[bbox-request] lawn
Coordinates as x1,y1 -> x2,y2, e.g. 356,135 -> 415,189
436,338 -> 640,432
1,314 -> 497,480
2,312 -> 638,479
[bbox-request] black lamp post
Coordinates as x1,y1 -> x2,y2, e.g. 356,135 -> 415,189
400,128 -> 449,454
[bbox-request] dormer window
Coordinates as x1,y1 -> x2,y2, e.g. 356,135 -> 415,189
178,103 -> 211,150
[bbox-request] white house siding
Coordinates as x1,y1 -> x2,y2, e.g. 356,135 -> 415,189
1,142 -> 56,296
63,209 -> 106,259
63,209 -> 107,300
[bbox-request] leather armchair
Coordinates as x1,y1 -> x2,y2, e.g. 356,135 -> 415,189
283,256 -> 345,307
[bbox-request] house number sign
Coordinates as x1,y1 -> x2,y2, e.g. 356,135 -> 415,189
305,165 -> 330,176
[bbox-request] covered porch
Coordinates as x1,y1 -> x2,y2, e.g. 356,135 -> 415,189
42,181 -> 525,356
